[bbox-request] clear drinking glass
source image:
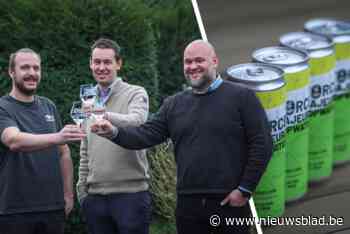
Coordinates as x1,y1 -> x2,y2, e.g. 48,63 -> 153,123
80,84 -> 97,106
70,101 -> 87,127
92,99 -> 106,121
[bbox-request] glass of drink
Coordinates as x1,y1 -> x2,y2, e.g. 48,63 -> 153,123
70,101 -> 87,127
92,99 -> 106,122
80,84 -> 97,106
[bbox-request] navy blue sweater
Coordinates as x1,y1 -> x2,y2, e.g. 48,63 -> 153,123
113,81 -> 273,195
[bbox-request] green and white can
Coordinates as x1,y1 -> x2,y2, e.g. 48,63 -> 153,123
280,32 -> 336,182
305,19 -> 350,165
226,63 -> 286,218
252,47 -> 310,201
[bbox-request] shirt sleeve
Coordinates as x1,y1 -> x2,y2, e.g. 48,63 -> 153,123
0,106 -> 18,142
44,97 -> 63,132
111,96 -> 171,150
107,87 -> 149,127
238,88 -> 273,192
53,106 -> 63,132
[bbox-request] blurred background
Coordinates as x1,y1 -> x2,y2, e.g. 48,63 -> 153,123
198,0 -> 350,72
197,0 -> 350,233
0,0 -> 199,233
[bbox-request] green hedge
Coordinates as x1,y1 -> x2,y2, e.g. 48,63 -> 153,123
151,1 -> 200,101
0,0 -> 159,111
0,0 -> 199,233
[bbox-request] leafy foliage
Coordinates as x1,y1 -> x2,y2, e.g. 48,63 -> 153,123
148,142 -> 177,220
150,1 -> 201,102
0,0 -> 199,233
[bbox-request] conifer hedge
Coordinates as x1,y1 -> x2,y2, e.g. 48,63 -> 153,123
0,0 -> 199,233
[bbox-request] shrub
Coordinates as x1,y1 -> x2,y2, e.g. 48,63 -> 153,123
148,142 -> 177,220
150,0 -> 201,102
0,0 -> 199,232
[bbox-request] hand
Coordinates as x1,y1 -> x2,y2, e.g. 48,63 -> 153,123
56,125 -> 86,144
220,189 -> 249,207
90,119 -> 117,139
64,193 -> 74,217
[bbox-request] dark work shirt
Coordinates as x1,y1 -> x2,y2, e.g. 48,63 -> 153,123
113,81 -> 273,195
0,95 -> 64,215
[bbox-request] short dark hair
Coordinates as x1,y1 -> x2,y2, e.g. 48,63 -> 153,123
9,48 -> 41,71
91,38 -> 121,61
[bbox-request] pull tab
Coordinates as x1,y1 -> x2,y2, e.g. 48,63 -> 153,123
263,53 -> 288,62
247,67 -> 264,76
292,37 -> 312,48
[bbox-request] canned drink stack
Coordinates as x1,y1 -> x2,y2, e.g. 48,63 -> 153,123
305,19 -> 350,165
252,47 -> 310,201
226,63 -> 286,218
280,32 -> 336,182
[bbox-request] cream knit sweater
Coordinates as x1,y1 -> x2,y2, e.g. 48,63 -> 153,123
76,78 -> 149,203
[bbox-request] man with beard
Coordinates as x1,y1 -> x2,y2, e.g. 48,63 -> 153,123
0,48 -> 85,234
90,40 -> 273,234
76,38 -> 150,234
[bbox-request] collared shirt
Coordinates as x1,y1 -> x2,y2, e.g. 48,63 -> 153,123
207,75 -> 223,93
192,74 -> 223,94
96,78 -> 120,105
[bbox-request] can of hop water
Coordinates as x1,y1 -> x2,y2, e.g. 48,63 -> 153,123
226,63 -> 286,218
305,19 -> 350,165
252,47 -> 310,201
280,32 -> 336,182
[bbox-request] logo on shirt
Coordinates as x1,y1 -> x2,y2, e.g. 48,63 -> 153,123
45,114 -> 55,122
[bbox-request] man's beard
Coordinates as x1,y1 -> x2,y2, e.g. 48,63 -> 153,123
14,76 -> 39,96
186,73 -> 212,91
94,73 -> 115,88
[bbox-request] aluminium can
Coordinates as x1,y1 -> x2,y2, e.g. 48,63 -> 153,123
226,63 -> 286,218
252,46 -> 310,201
305,19 -> 350,165
280,32 -> 336,183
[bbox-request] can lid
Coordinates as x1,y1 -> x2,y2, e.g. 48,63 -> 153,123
280,32 -> 333,52
304,18 -> 350,38
252,46 -> 309,67
333,35 -> 350,43
225,63 -> 285,91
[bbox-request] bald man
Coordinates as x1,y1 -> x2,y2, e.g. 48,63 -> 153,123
90,40 -> 273,234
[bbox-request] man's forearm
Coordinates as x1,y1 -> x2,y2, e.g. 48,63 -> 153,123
2,127 -> 60,152
59,145 -> 74,198
112,123 -> 168,150
240,88 -> 273,191
98,96 -> 169,150
107,112 -> 146,127
240,132 -> 273,192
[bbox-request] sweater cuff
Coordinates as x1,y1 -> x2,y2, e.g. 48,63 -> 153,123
76,184 -> 88,204
238,186 -> 252,194
110,126 -> 119,140
108,126 -> 119,143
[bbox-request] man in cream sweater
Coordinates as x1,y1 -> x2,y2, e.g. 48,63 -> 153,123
76,38 -> 150,234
